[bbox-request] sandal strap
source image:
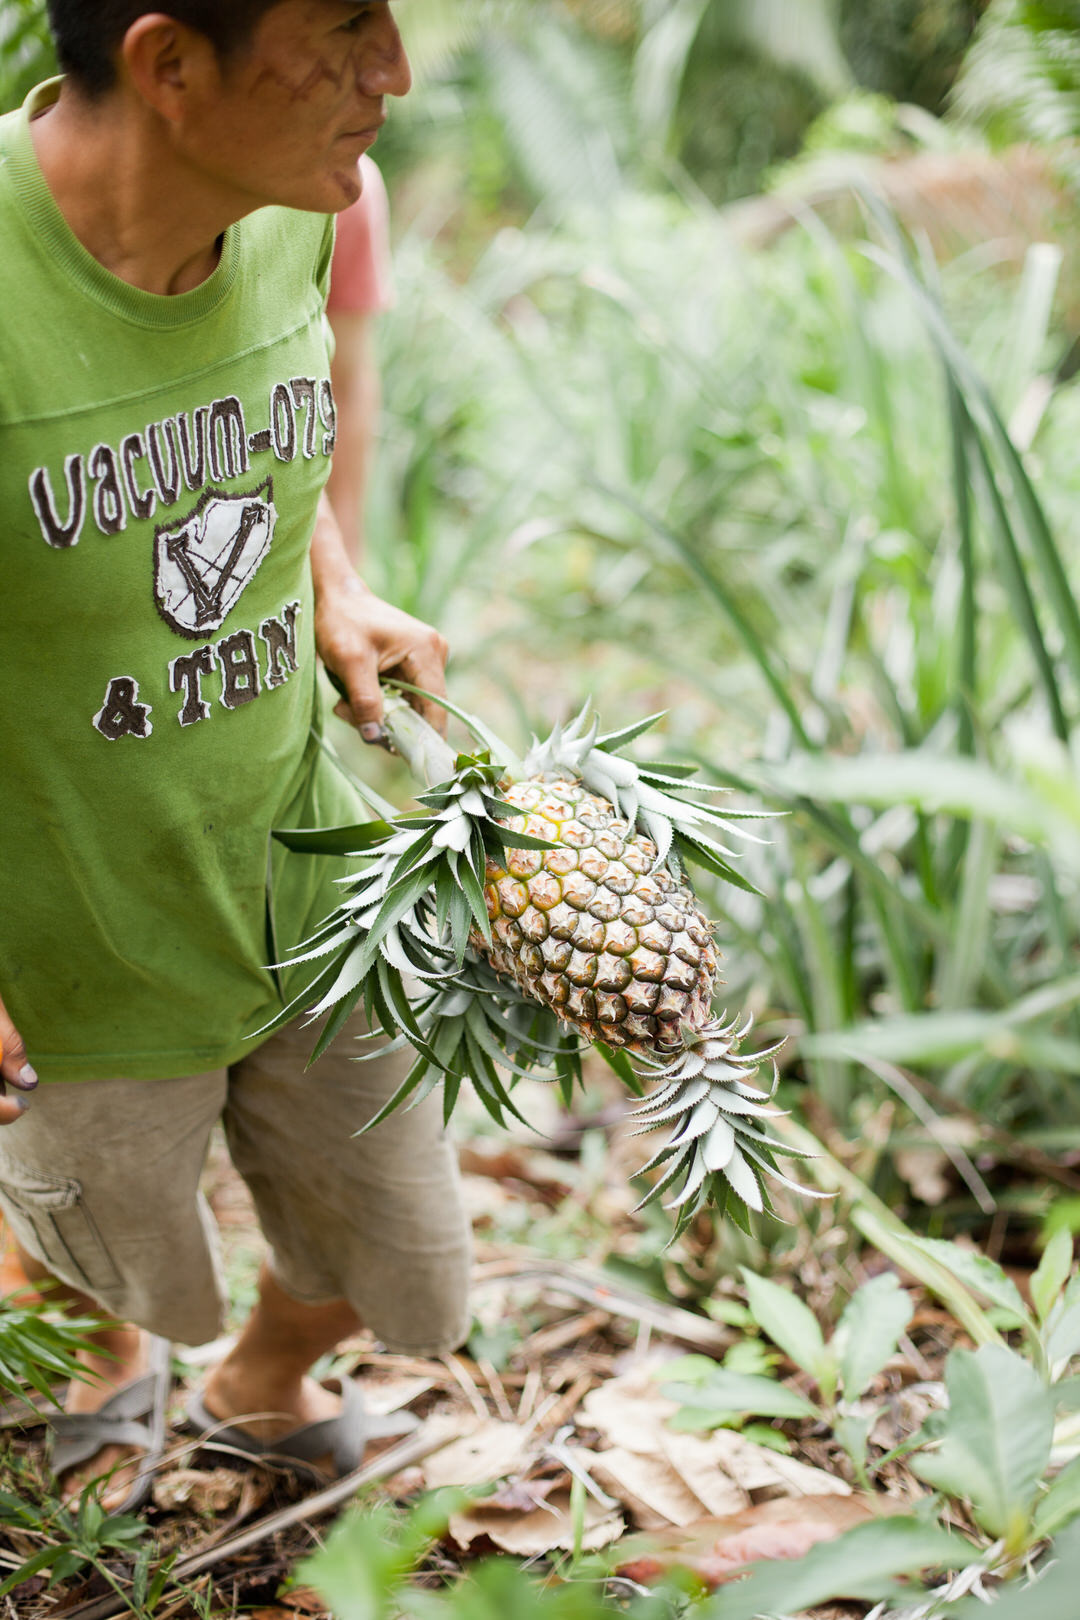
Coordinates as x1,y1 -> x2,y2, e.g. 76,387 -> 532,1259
50,1414 -> 156,1476
186,1376 -> 419,1478
48,1337 -> 172,1493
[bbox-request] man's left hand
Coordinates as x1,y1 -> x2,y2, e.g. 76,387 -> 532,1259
315,575 -> 449,739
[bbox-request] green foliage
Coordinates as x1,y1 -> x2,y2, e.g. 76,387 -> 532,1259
0,1482 -> 147,1600
956,0 -> 1080,156
381,0 -> 980,213
705,1517 -> 968,1618
0,1289 -> 105,1404
840,0 -> 982,114
297,1495 -> 676,1620
662,1267 -> 914,1480
949,1522 -> 1080,1619
913,1344 -> 1055,1550
297,1489 -> 969,1620
907,1234 -> 1080,1377
0,0 -> 55,114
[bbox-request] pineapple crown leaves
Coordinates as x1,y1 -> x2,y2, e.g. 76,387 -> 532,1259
346,957 -> 586,1137
626,1016 -> 823,1237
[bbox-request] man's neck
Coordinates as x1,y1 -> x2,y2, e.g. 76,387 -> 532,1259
29,85 -> 246,297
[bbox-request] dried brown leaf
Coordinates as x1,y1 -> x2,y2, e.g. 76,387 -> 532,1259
614,1495 -> 904,1589
579,1372 -> 848,1502
448,1488 -> 623,1555
657,1430 -> 749,1518
579,1371 -> 675,1452
483,1475 -> 563,1513
277,1587 -> 331,1615
422,1420 -> 531,1489
585,1444 -> 712,1530
704,1429 -> 852,1499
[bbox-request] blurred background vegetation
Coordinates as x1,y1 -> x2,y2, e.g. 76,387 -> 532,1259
4,0 -> 1080,1266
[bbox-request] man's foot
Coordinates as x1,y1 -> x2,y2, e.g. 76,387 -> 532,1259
199,1358 -> 343,1475
57,1327 -> 151,1510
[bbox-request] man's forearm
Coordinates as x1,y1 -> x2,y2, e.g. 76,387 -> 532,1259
310,491 -> 370,600
308,492 -> 448,740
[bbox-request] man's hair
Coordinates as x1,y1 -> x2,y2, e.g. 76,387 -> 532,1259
46,1 -> 282,98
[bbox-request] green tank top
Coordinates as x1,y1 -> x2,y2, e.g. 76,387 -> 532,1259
0,81 -> 361,1082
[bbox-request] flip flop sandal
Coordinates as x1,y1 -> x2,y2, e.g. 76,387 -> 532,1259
48,1334 -> 172,1515
184,1375 -> 419,1481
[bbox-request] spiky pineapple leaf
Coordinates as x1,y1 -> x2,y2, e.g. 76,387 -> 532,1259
455,851 -> 492,948
595,711 -> 669,751
481,822 -> 560,852
675,832 -> 763,895
448,880 -> 473,962
305,963 -> 372,1063
274,821 -> 396,854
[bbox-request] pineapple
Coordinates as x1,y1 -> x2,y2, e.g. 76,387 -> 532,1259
482,780 -> 717,1054
275,691 -> 810,1228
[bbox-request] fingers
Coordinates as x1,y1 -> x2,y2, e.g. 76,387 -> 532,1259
318,589 -> 451,741
0,995 -> 37,1127
336,648 -> 386,743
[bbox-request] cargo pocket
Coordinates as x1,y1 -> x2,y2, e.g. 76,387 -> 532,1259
0,1164 -> 121,1295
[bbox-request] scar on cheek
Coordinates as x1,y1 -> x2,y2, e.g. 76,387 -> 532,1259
251,55 -> 345,102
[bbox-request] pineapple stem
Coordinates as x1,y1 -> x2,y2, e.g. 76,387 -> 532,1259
382,689 -> 459,788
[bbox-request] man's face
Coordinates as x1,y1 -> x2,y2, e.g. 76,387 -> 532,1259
176,2 -> 411,213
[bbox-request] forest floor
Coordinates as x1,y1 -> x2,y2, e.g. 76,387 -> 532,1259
0,1074 -> 992,1620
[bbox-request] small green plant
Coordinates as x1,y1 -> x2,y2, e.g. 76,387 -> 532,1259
662,1266 -> 914,1483
296,1485 -> 970,1620
909,1341 -> 1065,1564
0,1483 -> 147,1602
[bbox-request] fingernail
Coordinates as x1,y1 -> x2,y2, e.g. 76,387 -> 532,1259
360,724 -> 385,744
18,1064 -> 38,1089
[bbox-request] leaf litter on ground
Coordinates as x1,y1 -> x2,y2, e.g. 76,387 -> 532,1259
0,1075 -> 1064,1619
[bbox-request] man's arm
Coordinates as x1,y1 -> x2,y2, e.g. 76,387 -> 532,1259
325,311 -> 380,569
310,493 -> 448,739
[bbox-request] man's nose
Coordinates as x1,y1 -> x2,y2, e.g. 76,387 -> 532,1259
360,12 -> 412,99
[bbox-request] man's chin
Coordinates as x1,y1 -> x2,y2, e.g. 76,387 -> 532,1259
270,170 -> 362,214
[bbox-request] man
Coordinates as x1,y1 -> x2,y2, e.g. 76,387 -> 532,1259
0,1 -> 470,1506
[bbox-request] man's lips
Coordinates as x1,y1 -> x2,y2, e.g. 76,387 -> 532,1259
340,116 -> 385,142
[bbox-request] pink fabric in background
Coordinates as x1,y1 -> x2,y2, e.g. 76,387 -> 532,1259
327,154 -> 394,315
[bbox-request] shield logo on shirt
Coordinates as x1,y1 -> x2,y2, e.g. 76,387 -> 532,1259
153,477 -> 277,638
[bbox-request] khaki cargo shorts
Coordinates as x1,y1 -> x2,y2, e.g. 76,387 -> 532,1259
0,1010 -> 471,1353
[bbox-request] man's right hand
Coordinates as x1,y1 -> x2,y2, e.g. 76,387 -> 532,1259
0,992 -> 37,1125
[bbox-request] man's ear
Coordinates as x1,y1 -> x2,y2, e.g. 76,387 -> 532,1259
119,12 -> 218,122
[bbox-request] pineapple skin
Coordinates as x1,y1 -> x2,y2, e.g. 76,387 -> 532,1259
480,779 -> 719,1057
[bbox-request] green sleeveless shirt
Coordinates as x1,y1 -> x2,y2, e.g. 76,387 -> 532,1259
0,81 -> 362,1082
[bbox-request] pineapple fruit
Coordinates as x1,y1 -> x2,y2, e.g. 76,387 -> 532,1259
482,779 -> 718,1057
